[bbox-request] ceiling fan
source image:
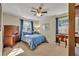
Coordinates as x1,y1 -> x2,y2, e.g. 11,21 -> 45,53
31,4 -> 47,16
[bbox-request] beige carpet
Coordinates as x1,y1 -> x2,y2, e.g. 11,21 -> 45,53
3,41 -> 68,56
7,48 -> 24,56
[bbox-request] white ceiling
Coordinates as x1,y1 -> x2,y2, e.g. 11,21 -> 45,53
2,3 -> 68,20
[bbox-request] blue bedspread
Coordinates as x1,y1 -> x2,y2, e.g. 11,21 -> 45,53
21,34 -> 47,50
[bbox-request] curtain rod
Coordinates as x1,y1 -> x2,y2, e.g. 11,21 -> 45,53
57,15 -> 68,19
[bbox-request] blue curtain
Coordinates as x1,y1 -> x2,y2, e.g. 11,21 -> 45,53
56,17 -> 58,34
20,19 -> 23,39
31,21 -> 34,33
20,19 -> 34,39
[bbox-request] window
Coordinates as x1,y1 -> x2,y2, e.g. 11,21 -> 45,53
23,20 -> 32,33
75,17 -> 79,34
58,16 -> 79,34
20,20 -> 33,37
58,16 -> 68,34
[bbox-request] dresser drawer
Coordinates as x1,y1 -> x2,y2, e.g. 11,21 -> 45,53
4,36 -> 16,47
3,25 -> 19,48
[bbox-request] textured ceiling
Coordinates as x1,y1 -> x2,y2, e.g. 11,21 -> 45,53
2,3 -> 68,20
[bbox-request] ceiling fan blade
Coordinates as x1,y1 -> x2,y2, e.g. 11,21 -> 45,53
42,11 -> 47,13
32,7 -> 37,10
33,14 -> 36,16
31,10 -> 36,12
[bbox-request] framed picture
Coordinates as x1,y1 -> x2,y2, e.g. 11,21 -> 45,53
43,23 -> 49,31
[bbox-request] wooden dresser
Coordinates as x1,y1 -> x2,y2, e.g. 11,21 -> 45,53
3,25 -> 19,47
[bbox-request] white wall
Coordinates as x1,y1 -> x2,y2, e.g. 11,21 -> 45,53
0,4 -> 2,56
3,12 -> 56,44
0,31 -> 2,56
39,16 -> 56,43
3,13 -> 20,26
2,13 -> 20,56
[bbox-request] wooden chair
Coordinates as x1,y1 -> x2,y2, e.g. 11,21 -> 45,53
58,34 -> 67,48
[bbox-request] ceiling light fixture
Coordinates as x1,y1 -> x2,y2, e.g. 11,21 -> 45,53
31,4 -> 47,16
36,13 -> 42,16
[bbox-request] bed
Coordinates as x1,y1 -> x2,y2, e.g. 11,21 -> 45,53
21,34 -> 48,50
